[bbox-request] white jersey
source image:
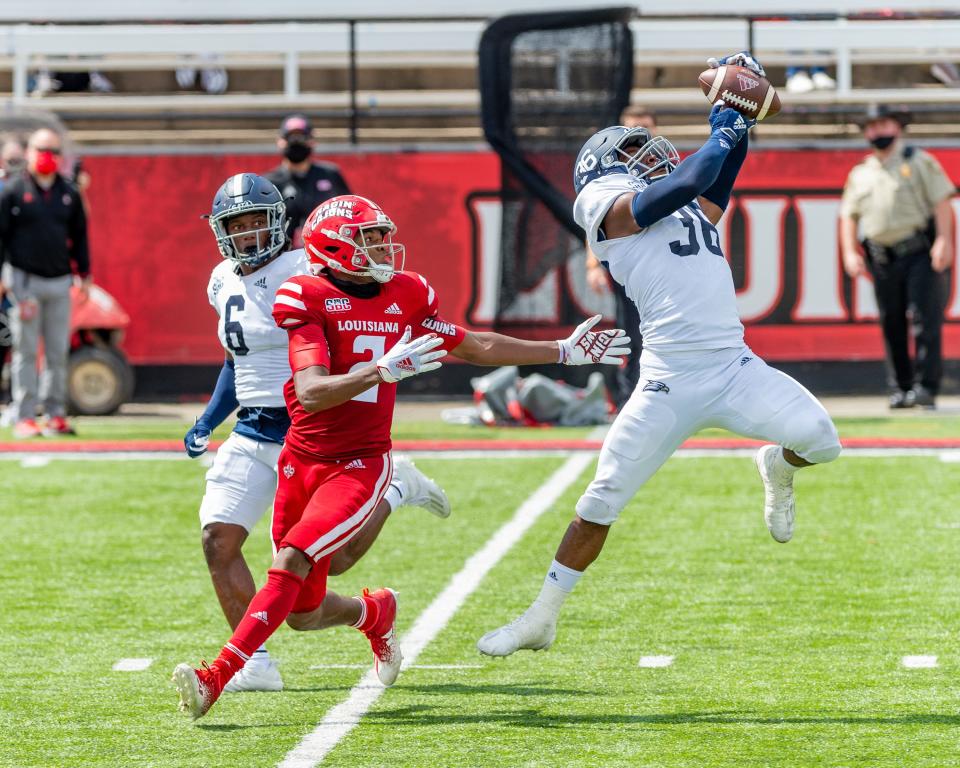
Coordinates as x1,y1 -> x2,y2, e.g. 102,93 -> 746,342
206,248 -> 310,407
573,173 -> 744,353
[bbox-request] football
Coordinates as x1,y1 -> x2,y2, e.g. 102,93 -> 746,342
697,64 -> 781,121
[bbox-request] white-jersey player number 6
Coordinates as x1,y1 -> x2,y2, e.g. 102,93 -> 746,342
224,295 -> 250,356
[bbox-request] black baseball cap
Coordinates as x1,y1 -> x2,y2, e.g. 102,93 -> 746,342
859,104 -> 911,129
279,114 -> 312,138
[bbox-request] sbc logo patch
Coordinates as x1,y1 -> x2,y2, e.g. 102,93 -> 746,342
325,297 -> 352,313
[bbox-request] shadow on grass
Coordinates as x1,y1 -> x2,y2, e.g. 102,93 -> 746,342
367,707 -> 960,729
279,686 -> 354,694
399,682 -> 598,697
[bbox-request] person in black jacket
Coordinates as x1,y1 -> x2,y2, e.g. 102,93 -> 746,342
0,127 -> 89,437
264,114 -> 350,249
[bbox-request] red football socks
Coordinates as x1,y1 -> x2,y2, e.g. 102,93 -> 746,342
353,591 -> 379,634
214,568 -> 305,673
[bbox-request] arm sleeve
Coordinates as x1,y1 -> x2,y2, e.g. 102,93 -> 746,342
631,137 -> 732,228
919,152 -> 957,207
700,132 -> 749,211
205,272 -> 221,311
0,189 -> 10,269
839,173 -> 860,220
272,277 -> 313,329
197,358 -> 238,430
333,167 -> 350,195
288,322 -> 331,373
68,189 -> 90,278
413,275 -> 466,352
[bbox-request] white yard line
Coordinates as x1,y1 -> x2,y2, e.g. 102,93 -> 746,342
112,658 -> 153,671
638,655 -> 675,668
902,655 -> 938,669
277,452 -> 593,768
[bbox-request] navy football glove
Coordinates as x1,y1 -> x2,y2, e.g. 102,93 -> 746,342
706,50 -> 766,78
709,104 -> 754,147
184,420 -> 212,458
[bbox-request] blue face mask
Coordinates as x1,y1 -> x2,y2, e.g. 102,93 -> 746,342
869,135 -> 896,150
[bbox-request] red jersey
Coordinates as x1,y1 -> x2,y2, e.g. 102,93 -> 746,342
272,270 -> 466,460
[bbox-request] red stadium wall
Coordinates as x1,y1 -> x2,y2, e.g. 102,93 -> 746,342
83,149 -> 960,366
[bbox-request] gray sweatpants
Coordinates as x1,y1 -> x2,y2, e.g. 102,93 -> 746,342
2,265 -> 72,420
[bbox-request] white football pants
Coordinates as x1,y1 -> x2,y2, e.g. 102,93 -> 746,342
199,432 -> 282,532
577,346 -> 841,525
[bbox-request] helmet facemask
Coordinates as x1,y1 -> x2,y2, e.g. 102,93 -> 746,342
307,222 -> 405,283
210,201 -> 287,267
603,127 -> 680,183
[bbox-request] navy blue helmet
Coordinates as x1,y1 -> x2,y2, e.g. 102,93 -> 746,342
573,125 -> 679,195
207,173 -> 287,266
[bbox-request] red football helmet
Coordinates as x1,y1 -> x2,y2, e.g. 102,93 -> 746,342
302,195 -> 405,283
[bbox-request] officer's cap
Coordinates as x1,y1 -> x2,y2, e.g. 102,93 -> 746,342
859,104 -> 911,129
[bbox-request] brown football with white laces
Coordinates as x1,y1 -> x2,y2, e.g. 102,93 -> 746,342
697,64 -> 781,121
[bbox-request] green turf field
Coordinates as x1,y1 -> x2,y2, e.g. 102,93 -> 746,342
3,446 -> 960,767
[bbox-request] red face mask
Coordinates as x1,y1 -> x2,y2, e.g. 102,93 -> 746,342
34,150 -> 59,176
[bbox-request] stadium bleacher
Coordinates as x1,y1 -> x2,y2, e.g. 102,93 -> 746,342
3,2 -> 960,147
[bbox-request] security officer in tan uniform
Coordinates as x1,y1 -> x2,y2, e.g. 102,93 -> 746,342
840,105 -> 956,409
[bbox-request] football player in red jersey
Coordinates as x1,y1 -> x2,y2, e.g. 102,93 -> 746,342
173,195 -> 630,719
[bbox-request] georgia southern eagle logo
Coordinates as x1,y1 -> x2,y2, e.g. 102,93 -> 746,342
642,380 -> 670,394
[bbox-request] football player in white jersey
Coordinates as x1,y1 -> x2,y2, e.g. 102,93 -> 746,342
478,52 -> 842,658
185,173 -> 451,691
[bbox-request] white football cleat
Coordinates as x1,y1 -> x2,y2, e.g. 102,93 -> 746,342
756,444 -> 795,543
477,605 -> 557,657
172,662 -> 226,720
223,654 -> 283,693
393,455 -> 451,518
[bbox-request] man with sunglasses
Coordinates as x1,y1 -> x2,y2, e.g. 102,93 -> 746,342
0,127 -> 89,438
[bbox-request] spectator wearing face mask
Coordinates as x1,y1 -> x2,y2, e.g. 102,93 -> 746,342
263,114 -> 351,249
840,104 -> 956,410
0,127 -> 90,437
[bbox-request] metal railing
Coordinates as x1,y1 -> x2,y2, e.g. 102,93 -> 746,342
4,13 -> 960,144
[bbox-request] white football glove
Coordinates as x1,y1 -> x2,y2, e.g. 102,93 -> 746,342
376,326 -> 446,383
557,314 -> 631,366
707,50 -> 766,78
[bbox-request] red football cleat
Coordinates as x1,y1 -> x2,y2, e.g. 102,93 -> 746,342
12,418 -> 41,439
172,661 -> 229,720
362,588 -> 402,686
42,416 -> 75,437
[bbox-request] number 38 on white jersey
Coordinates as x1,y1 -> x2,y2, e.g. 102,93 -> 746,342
573,173 -> 745,354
